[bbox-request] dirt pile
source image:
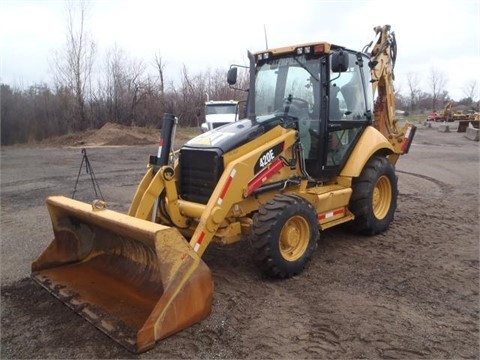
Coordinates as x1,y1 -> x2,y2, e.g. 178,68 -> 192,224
85,123 -> 160,146
40,122 -> 161,147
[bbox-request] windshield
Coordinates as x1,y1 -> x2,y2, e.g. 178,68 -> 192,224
254,55 -> 320,122
205,103 -> 237,115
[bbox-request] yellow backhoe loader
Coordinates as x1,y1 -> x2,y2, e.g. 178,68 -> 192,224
32,25 -> 416,353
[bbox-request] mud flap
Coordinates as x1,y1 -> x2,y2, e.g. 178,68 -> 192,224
31,196 -> 213,353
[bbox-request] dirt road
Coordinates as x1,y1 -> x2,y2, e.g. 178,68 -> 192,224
1,123 -> 479,359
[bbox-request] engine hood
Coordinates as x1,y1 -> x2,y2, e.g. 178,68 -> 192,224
205,113 -> 237,123
183,119 -> 265,154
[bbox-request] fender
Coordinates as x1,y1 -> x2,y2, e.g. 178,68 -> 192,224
340,126 -> 394,178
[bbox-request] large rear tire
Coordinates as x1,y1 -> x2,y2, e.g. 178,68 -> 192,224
250,194 -> 319,278
348,156 -> 398,235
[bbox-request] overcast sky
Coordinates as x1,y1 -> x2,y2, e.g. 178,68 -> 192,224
1,0 -> 479,100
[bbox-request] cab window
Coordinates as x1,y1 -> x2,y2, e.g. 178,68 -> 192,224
329,53 -> 368,121
325,52 -> 369,168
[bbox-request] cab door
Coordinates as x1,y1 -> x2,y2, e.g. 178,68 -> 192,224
320,51 -> 373,180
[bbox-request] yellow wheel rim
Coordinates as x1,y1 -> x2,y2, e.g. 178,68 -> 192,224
372,175 -> 392,220
279,216 -> 310,261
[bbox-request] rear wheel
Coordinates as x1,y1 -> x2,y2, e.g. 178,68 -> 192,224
348,156 -> 398,235
250,194 -> 319,278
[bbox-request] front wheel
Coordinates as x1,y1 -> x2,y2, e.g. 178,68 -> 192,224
348,156 -> 398,235
250,194 -> 319,278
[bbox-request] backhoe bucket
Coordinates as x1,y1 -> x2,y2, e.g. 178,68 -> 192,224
31,196 -> 213,353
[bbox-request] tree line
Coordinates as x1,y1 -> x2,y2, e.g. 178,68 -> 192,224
2,64 -> 477,146
0,66 -> 247,145
1,1 -> 248,146
398,70 -> 478,115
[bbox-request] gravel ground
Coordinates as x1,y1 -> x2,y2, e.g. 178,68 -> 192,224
1,122 -> 479,359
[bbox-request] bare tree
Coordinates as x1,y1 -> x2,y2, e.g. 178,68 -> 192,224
126,58 -> 147,125
428,67 -> 448,111
104,45 -> 125,124
51,0 -> 96,131
154,53 -> 165,96
406,72 -> 421,113
462,80 -> 478,101
152,53 -> 166,120
101,45 -> 147,125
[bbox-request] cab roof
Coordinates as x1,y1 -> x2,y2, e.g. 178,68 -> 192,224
254,42 -> 348,57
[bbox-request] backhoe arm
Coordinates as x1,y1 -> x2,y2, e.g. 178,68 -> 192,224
369,25 -> 415,161
369,25 -> 398,138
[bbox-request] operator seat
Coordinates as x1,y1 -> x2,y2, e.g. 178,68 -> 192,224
284,98 -> 312,157
329,85 -> 343,120
292,102 -> 312,157
298,117 -> 311,157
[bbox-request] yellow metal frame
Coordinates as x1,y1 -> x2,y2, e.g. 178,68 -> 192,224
340,126 -> 394,178
127,121 -> 396,255
127,125 -> 396,253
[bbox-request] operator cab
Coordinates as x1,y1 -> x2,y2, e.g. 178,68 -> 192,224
230,44 -> 373,181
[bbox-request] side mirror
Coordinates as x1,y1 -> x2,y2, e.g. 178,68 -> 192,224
331,51 -> 349,73
227,67 -> 238,85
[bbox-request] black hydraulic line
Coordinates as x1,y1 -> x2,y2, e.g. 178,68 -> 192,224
157,113 -> 176,167
150,113 -> 177,172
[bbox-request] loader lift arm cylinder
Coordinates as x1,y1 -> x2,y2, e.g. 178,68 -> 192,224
150,113 -> 177,222
154,113 -> 176,169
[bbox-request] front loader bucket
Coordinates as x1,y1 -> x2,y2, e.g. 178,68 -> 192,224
31,196 -> 213,353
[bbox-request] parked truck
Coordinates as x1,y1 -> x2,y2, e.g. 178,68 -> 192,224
200,100 -> 240,132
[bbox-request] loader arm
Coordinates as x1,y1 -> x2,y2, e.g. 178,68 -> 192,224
129,166 -> 160,219
131,125 -> 299,257
129,114 -> 189,228
129,164 -> 189,228
188,127 -> 298,256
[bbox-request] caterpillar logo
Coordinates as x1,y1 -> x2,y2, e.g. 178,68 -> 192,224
254,143 -> 284,173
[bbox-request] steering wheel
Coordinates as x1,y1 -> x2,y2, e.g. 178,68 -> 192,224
276,97 -> 311,117
284,97 -> 310,108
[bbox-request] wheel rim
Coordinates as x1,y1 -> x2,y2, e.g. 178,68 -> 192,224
372,175 -> 392,220
279,216 -> 310,261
